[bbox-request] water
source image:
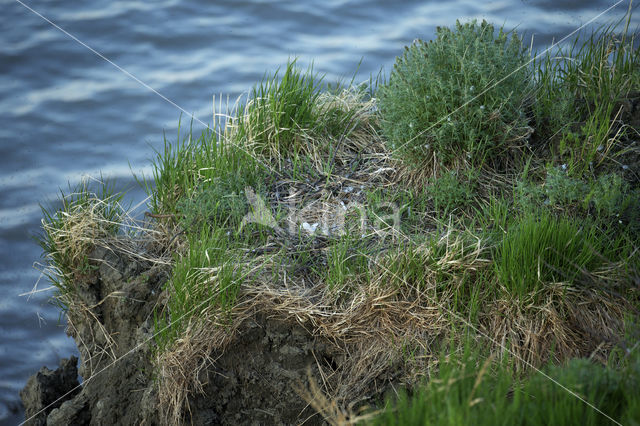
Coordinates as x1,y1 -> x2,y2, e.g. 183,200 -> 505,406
1,0 -> 636,423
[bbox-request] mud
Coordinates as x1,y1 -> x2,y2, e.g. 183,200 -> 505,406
21,245 -> 166,425
20,244 -> 368,425
186,313 -> 338,425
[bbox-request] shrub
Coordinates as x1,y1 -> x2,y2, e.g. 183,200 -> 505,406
378,20 -> 532,169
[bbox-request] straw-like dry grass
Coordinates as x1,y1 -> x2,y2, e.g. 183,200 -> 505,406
37,20 -> 640,422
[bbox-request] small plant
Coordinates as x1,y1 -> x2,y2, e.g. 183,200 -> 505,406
544,166 -> 588,207
38,179 -> 124,301
496,212 -> 602,296
154,228 -> 243,353
534,168 -> 638,225
428,170 -> 478,217
514,166 -> 639,236
378,20 -> 532,169
586,173 -> 637,219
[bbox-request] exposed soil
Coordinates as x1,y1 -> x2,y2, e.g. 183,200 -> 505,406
20,243 -> 375,425
21,244 -> 165,425
185,312 -> 336,425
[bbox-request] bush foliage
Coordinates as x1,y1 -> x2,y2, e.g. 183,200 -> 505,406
378,20 -> 533,168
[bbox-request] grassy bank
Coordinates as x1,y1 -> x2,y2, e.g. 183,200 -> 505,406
39,14 -> 639,425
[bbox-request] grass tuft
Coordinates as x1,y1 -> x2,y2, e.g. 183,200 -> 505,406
368,336 -> 640,426
496,211 -> 602,297
154,227 -> 244,354
38,179 -> 124,305
532,14 -> 640,177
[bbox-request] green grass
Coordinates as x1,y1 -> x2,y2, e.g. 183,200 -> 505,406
234,59 -> 359,167
326,234 -> 371,292
496,211 -> 604,297
376,243 -> 430,290
154,227 -> 244,353
146,123 -> 277,352
236,60 -> 322,159
38,179 -> 124,307
531,12 -> 640,177
373,228 -> 491,324
140,121 -> 270,231
367,337 -> 640,426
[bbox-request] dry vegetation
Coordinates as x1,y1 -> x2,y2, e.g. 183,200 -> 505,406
38,17 -> 640,426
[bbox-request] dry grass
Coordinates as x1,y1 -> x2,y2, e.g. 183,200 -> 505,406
43,166 -> 636,426
39,88 -> 638,426
148,147 -> 635,425
153,217 -> 632,424
154,271 -> 450,425
155,314 -> 238,425
38,186 -> 174,376
485,283 -> 628,371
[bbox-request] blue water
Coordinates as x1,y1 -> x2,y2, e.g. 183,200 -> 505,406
1,0 -> 637,423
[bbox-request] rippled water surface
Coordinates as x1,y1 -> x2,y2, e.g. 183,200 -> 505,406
1,0 -> 637,423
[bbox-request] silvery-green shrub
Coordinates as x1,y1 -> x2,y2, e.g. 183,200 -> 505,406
378,20 -> 533,168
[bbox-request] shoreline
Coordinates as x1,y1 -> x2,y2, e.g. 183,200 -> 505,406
22,18 -> 640,425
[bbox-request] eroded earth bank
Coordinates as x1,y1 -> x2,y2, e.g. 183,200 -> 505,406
21,243 -> 401,425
